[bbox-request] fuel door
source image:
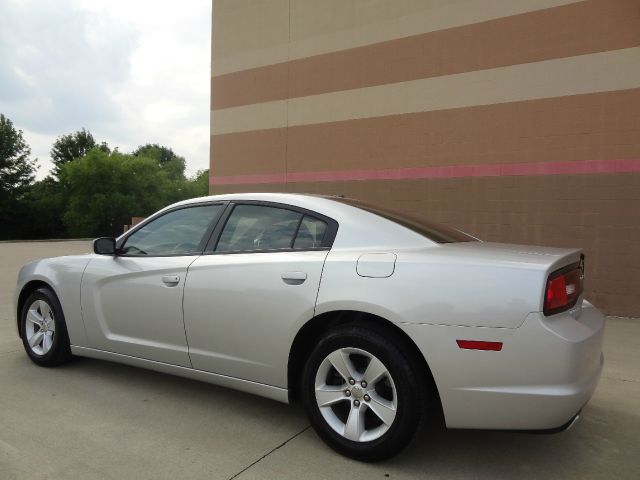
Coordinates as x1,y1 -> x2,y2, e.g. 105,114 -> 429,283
356,253 -> 397,278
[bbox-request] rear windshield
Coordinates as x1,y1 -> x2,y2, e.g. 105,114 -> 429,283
334,198 -> 477,244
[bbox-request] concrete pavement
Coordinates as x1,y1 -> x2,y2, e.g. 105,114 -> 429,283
1,241 -> 639,479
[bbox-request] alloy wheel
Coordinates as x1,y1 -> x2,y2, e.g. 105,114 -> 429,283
314,347 -> 398,442
24,299 -> 56,356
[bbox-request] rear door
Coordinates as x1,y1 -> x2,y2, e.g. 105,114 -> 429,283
183,202 -> 337,387
81,203 -> 225,366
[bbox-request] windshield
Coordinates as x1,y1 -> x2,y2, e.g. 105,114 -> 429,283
333,197 -> 477,244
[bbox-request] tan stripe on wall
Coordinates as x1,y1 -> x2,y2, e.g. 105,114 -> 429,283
210,88 -> 640,177
212,0 -> 640,110
212,47 -> 640,136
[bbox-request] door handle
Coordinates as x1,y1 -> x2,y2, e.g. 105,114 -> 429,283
161,275 -> 180,286
281,271 -> 307,285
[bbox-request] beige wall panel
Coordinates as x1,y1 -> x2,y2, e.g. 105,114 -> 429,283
211,99 -> 287,136
212,0 -> 290,76
212,47 -> 640,135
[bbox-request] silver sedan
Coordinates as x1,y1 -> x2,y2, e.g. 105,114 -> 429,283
14,193 -> 604,460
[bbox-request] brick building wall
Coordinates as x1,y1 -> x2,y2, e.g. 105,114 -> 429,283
210,0 -> 640,316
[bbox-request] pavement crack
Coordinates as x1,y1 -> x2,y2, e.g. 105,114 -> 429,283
228,425 -> 311,480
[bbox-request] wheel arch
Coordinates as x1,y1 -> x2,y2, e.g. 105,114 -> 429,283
287,310 -> 442,415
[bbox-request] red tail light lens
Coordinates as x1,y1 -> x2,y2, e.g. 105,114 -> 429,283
544,256 -> 584,316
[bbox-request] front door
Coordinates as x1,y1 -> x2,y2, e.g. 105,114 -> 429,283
81,203 -> 225,366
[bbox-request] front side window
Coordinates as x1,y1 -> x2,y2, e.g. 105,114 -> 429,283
121,204 -> 223,256
215,205 -> 302,252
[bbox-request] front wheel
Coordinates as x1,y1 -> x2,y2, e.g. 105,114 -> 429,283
301,325 -> 427,461
20,287 -> 72,367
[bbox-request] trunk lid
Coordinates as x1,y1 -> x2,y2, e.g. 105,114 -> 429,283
440,241 -> 585,320
394,241 -> 585,328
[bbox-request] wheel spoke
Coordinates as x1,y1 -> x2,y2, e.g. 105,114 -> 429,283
362,356 -> 388,386
28,331 -> 44,348
43,332 -> 53,352
47,320 -> 55,333
26,309 -> 43,327
38,300 -> 51,320
327,350 -> 357,382
315,384 -> 347,407
344,405 -> 366,441
367,392 -> 397,426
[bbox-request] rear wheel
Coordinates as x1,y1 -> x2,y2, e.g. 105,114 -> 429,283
20,288 -> 72,367
301,325 -> 427,461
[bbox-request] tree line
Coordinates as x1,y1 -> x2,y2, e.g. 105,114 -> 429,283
0,113 -> 209,240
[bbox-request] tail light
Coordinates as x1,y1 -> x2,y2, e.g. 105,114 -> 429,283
544,255 -> 585,316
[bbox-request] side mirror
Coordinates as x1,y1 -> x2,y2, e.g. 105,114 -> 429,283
93,237 -> 117,255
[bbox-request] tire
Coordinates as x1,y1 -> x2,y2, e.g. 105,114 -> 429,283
301,324 -> 427,461
20,287 -> 72,367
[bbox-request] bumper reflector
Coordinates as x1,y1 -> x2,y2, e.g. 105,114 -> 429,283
456,340 -> 503,351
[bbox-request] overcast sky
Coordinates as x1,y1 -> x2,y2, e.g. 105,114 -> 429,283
0,0 -> 211,179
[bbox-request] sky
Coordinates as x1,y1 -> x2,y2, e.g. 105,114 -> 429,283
0,0 -> 211,179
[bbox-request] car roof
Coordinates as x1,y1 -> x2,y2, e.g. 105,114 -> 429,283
174,192 -> 336,207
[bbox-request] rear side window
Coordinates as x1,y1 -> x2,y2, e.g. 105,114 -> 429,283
216,205 -> 301,252
334,198 -> 477,243
293,215 -> 327,249
213,205 -> 332,253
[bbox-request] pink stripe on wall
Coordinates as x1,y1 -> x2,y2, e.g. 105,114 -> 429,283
210,158 -> 640,186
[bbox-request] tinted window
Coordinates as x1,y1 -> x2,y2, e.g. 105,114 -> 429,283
215,205 -> 302,252
121,204 -> 222,256
293,215 -> 327,249
334,198 -> 477,243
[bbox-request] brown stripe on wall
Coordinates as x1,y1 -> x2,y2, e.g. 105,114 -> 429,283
210,88 -> 640,176
211,0 -> 640,110
211,173 -> 640,318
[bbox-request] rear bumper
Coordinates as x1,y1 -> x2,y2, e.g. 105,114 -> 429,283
520,409 -> 582,434
401,300 -> 605,430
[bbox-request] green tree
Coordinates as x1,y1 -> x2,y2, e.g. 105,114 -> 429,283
51,128 -> 109,178
132,143 -> 200,203
59,149 -> 178,237
133,143 -> 186,181
20,176 -> 66,239
187,169 -> 210,197
0,114 -> 37,239
133,143 -> 181,166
